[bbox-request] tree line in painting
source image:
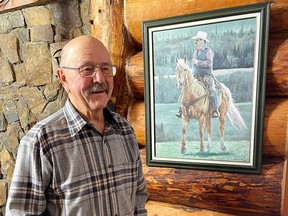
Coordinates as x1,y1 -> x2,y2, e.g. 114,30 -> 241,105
152,21 -> 256,104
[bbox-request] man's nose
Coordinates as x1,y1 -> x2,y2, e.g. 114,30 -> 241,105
92,68 -> 105,82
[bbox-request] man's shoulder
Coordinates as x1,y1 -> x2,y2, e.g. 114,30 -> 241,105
25,108 -> 66,138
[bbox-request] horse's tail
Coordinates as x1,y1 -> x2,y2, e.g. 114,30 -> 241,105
222,85 -> 247,131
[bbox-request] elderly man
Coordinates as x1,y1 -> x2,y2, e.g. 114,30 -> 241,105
6,35 -> 148,216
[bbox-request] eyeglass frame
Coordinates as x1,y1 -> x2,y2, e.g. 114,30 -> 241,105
61,64 -> 117,78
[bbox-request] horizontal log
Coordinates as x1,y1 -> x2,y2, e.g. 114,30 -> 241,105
0,0 -> 50,13
126,32 -> 288,96
266,32 -> 288,96
125,0 -> 288,48
140,148 -> 284,216
263,97 -> 288,157
145,200 -> 233,216
130,98 -> 288,158
126,52 -> 144,99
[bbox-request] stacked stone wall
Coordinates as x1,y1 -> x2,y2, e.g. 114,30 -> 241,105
0,0 -> 90,215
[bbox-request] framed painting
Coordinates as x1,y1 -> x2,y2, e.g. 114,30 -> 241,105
143,2 -> 270,174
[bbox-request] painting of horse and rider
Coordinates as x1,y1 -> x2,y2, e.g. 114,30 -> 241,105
143,3 -> 269,173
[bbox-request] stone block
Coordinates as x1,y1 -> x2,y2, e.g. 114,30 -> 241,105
19,86 -> 45,108
18,86 -> 46,120
0,133 -> 9,153
0,58 -> 14,85
9,10 -> 25,29
31,24 -> 54,43
14,63 -> 26,87
51,0 -> 82,32
0,113 -> 7,132
0,34 -> 20,63
23,42 -> 52,86
0,13 -> 12,34
7,122 -> 23,157
17,98 -> 37,133
11,28 -> 30,43
2,100 -> 19,125
0,148 -> 15,180
50,41 -> 68,76
23,6 -> 52,27
0,180 -> 8,207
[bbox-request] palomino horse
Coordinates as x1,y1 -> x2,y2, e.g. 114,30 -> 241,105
175,57 -> 247,154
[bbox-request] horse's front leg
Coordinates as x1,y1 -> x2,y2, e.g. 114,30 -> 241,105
198,116 -> 206,152
181,117 -> 189,154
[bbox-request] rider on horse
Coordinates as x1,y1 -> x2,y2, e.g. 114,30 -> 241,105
176,31 -> 220,118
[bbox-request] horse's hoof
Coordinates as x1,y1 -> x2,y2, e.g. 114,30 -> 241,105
206,146 -> 210,153
181,148 -> 187,154
221,145 -> 227,151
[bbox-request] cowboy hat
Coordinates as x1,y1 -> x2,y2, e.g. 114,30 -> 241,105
192,31 -> 210,42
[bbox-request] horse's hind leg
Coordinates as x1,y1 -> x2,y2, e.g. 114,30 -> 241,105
219,114 -> 227,151
181,118 -> 189,154
206,115 -> 212,152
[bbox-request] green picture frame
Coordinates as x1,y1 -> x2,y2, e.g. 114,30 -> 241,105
143,2 -> 270,174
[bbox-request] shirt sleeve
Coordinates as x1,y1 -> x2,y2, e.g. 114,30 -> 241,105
134,157 -> 148,216
5,133 -> 51,216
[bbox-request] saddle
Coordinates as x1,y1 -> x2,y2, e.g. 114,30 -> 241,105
194,73 -> 222,93
194,73 -> 222,114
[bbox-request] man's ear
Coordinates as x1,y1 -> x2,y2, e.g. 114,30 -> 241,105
57,68 -> 70,93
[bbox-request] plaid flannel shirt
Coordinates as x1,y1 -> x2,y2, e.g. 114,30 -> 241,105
6,100 -> 148,216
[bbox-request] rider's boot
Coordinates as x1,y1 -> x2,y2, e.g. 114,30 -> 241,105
175,107 -> 182,118
212,96 -> 220,118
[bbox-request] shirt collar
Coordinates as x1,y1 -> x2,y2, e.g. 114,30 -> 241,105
63,100 -> 120,137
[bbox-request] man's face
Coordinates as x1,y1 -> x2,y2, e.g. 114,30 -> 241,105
58,38 -> 114,114
195,38 -> 205,48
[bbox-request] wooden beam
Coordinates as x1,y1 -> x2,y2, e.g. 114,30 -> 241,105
140,148 -> 284,215
125,0 -> 288,48
0,0 -> 50,13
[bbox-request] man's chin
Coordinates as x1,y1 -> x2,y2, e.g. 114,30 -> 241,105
88,100 -> 109,110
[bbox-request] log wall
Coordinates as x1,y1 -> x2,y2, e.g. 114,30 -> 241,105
91,0 -> 288,215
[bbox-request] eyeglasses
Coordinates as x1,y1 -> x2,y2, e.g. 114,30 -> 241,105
61,65 -> 116,77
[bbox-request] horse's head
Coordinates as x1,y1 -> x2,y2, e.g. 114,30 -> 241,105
175,56 -> 190,88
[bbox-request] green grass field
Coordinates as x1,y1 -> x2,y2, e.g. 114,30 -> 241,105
153,103 -> 252,162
